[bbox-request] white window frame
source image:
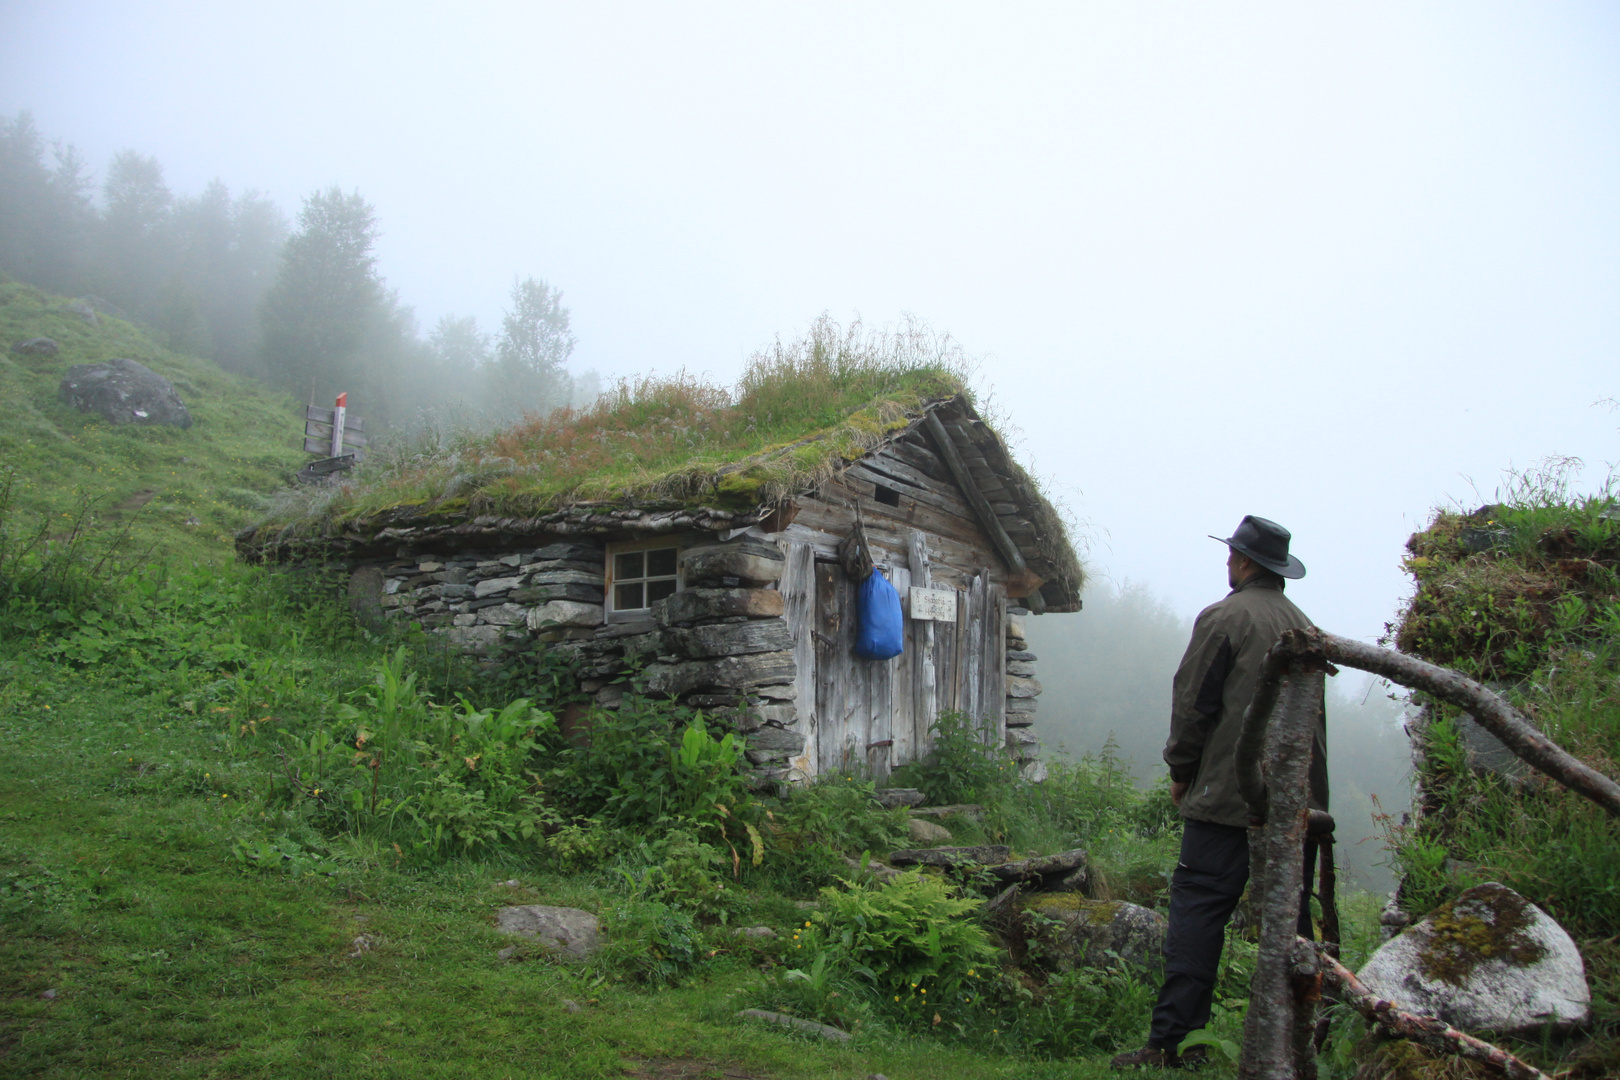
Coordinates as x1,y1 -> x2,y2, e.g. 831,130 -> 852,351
604,537 -> 684,622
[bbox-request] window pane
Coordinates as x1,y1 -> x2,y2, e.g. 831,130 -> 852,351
646,579 -> 678,605
616,551 -> 644,579
647,548 -> 678,577
615,582 -> 644,610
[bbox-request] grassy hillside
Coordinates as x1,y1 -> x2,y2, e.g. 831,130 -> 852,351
0,280 -> 305,563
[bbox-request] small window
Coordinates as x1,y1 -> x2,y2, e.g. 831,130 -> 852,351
873,483 -> 901,507
610,544 -> 679,614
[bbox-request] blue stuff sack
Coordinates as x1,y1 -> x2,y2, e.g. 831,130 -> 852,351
855,570 -> 904,660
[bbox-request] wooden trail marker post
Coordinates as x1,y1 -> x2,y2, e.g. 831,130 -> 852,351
299,393 -> 368,482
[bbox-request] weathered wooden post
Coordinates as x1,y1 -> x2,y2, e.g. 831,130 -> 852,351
1237,661 -> 1325,1080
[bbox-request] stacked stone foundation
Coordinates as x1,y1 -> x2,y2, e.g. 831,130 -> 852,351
1004,607 -> 1046,781
358,534 -> 805,787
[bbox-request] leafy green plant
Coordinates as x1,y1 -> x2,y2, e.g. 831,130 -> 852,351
888,709 -> 1017,806
765,774 -> 910,885
627,828 -> 735,921
799,870 -> 999,1002
545,694 -> 761,856
596,898 -> 701,985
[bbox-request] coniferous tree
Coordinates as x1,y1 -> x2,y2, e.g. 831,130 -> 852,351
0,112 -> 94,294
96,150 -> 173,318
258,187 -> 382,402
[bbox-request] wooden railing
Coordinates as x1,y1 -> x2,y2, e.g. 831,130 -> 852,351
1234,627 -> 1618,1080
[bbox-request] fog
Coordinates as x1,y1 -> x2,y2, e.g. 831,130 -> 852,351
5,4 -> 1618,884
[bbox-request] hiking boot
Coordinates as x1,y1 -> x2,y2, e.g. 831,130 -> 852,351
1109,1044 -> 1209,1070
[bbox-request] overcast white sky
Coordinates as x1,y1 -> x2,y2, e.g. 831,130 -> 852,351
4,2 -> 1618,642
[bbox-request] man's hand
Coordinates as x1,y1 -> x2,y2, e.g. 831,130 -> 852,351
1170,781 -> 1188,806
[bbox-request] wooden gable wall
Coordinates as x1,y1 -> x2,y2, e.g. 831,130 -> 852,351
765,428 -> 1009,780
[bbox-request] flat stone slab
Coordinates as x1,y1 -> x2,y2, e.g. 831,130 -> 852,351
736,1009 -> 852,1043
496,905 -> 603,961
1357,883 -> 1590,1033
872,788 -> 925,809
987,848 -> 1088,890
888,844 -> 1011,868
909,803 -> 983,821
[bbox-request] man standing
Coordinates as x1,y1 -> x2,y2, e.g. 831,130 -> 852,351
1111,516 -> 1328,1070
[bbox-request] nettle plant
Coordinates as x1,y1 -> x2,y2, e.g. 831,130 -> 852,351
264,648 -> 558,856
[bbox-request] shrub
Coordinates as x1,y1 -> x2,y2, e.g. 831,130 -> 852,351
766,774 -> 910,883
798,871 -> 999,1003
888,709 -> 1018,805
544,693 -> 762,856
596,898 -> 701,986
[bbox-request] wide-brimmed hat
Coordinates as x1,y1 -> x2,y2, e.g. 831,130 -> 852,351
1210,515 -> 1306,579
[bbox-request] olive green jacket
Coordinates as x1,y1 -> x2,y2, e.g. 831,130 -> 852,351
1163,577 -> 1328,828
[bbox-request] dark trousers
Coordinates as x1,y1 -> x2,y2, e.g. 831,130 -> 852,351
1147,819 -> 1315,1050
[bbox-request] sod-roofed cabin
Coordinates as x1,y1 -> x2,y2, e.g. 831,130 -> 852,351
238,346 -> 1082,786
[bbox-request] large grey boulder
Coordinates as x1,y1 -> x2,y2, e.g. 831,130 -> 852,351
496,905 -> 603,960
59,359 -> 193,428
1022,895 -> 1166,971
1356,883 -> 1589,1033
12,337 -> 58,357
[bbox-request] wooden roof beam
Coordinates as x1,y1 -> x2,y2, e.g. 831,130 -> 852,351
922,408 -> 1045,614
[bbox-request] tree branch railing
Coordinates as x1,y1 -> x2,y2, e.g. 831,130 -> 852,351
1235,627 -> 1620,1080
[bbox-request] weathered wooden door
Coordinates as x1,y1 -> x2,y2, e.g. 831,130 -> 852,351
808,555 -> 1004,781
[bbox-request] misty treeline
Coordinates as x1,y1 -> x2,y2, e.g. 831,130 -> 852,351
1026,579 -> 1413,891
0,111 -> 598,430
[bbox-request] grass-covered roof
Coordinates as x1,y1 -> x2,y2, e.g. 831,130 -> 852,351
242,317 -> 1082,605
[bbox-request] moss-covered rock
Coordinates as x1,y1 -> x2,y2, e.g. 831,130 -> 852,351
1020,894 -> 1165,972
1357,883 -> 1589,1034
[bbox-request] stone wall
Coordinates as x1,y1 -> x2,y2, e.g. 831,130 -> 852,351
1004,607 -> 1046,780
359,531 -> 1040,786
362,533 -> 806,785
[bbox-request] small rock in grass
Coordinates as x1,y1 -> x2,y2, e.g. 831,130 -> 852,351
561,999 -> 582,1014
496,905 -> 604,961
348,934 -> 377,957
906,818 -> 952,844
842,856 -> 903,884
733,926 -> 777,940
497,946 -> 517,960
736,1008 -> 851,1043
12,337 -> 58,357
41,988 -> 57,1000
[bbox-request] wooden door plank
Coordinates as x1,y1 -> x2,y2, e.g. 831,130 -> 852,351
987,584 -> 1007,750
815,561 -> 844,777
905,531 -> 935,767
778,541 -> 818,777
